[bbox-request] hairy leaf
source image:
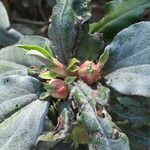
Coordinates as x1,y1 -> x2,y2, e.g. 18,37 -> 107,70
104,22 -> 150,73
0,70 -> 49,149
110,95 -> 150,127
0,36 -> 53,67
73,0 -> 91,21
48,0 -> 77,63
0,1 -> 10,29
72,81 -> 130,150
18,36 -> 53,53
105,64 -> 150,97
0,60 -> 26,76
37,101 -> 73,148
76,24 -> 104,62
0,28 -> 23,46
90,0 -> 150,39
0,100 -> 48,150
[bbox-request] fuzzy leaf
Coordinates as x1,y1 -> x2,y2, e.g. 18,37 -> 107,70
90,0 -> 150,39
118,123 -> 150,150
105,64 -> 150,97
73,0 -> 91,21
0,36 -> 53,67
0,1 -> 10,29
104,22 -> 150,73
97,83 -> 110,106
0,60 -> 27,76
48,0 -> 77,63
0,100 -> 48,150
126,126 -> 150,150
0,70 -> 49,149
72,81 -> 130,150
37,101 -> 73,148
110,95 -> 150,127
18,36 -> 53,52
76,24 -> 104,62
0,28 -> 23,46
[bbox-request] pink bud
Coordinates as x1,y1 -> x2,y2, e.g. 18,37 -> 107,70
78,61 -> 100,85
51,58 -> 68,78
48,79 -> 69,99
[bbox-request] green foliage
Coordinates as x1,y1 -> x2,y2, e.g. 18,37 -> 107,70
39,70 -> 57,80
18,45 -> 53,60
106,64 -> 150,97
48,0 -> 78,64
65,76 -> 76,85
0,1 -> 150,150
37,101 -> 73,148
90,0 -> 150,39
76,24 -> 104,62
72,81 -> 130,150
99,49 -> 109,65
104,22 -> 150,73
0,36 -> 53,67
67,58 -> 79,72
0,68 -> 49,149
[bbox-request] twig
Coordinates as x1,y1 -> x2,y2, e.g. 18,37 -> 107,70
12,18 -> 48,26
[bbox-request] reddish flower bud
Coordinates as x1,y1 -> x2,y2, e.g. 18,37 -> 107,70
51,58 -> 68,78
78,61 -> 101,85
48,79 -> 69,99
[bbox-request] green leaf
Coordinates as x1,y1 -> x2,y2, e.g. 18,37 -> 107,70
48,0 -> 77,63
90,0 -> 150,39
0,69 -> 49,149
0,27 -> 23,47
67,58 -> 79,72
26,50 -> 49,60
0,1 -> 10,29
72,81 -> 130,150
65,124 -> 88,147
73,0 -> 91,21
39,92 -> 51,100
97,83 -> 110,106
110,95 -> 150,127
76,24 -> 104,62
65,76 -> 76,85
118,123 -> 150,150
126,126 -> 150,150
37,101 -> 73,148
99,49 -> 109,65
105,64 -> 150,97
104,22 -> 150,73
0,60 -> 27,76
0,36 -> 53,67
18,35 -> 53,53
39,70 -> 57,79
18,45 -> 53,60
